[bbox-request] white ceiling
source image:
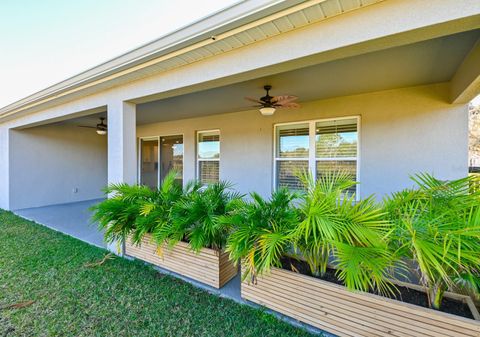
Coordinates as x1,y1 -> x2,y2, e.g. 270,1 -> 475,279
58,29 -> 479,127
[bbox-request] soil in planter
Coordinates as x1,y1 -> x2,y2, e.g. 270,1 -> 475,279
280,256 -> 474,319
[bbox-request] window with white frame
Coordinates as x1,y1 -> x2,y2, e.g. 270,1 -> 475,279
274,117 -> 359,195
197,130 -> 220,184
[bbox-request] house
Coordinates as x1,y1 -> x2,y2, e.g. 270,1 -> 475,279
0,0 -> 479,222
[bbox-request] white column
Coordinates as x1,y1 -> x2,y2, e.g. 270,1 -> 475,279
106,101 -> 137,254
108,101 -> 137,185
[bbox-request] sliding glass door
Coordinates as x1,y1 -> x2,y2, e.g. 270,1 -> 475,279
139,135 -> 183,189
160,135 -> 183,186
140,139 -> 159,189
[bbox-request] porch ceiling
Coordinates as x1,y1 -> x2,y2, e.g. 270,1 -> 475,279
53,29 -> 479,129
134,29 -> 480,125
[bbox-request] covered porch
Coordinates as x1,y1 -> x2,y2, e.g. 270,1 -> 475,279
68,28 -> 479,200
7,25 -> 480,251
8,26 -> 479,260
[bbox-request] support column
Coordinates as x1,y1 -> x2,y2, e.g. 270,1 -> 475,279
106,101 -> 137,254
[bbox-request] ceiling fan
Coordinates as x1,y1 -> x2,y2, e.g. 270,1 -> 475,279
78,117 -> 107,135
245,85 -> 300,116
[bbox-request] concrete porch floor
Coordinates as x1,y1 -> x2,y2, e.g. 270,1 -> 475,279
14,199 -> 106,248
13,199 -> 327,336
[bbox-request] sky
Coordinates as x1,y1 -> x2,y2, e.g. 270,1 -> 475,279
0,0 -> 238,108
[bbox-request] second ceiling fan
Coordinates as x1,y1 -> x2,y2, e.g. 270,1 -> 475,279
78,117 -> 107,135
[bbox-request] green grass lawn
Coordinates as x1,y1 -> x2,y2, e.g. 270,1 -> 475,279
0,210 -> 317,337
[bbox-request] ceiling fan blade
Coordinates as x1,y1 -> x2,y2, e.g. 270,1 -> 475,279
277,102 -> 301,109
271,95 -> 298,103
78,125 -> 96,129
245,96 -> 264,104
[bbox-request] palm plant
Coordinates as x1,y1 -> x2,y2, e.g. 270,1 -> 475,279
294,170 -> 398,295
90,183 -> 155,244
225,188 -> 298,282
91,170 -> 186,245
131,170 -> 192,244
383,173 -> 480,309
154,181 -> 241,252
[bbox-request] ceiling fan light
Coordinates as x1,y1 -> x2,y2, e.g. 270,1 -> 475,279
96,129 -> 107,135
260,107 -> 276,116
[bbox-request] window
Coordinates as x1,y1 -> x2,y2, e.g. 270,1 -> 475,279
274,117 -> 359,195
275,123 -> 309,190
197,130 -> 220,184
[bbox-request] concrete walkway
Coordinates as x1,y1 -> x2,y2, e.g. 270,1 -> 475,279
14,199 -> 106,248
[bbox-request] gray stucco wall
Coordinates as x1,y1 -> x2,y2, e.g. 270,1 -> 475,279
9,125 -> 107,210
137,83 -> 469,199
0,127 -> 9,209
0,83 -> 469,210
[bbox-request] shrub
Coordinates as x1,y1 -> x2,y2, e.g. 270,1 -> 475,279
153,181 -> 242,252
91,183 -> 155,244
294,171 -> 398,295
383,173 -> 480,309
227,171 -> 397,295
225,188 -> 298,282
91,170 -> 187,244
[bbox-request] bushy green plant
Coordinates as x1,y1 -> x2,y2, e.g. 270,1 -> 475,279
131,171 -> 196,244
294,171 -> 397,295
383,173 -> 480,309
90,183 -> 154,244
154,181 -> 242,252
227,171 -> 397,295
225,188 -> 298,282
91,170 -> 185,244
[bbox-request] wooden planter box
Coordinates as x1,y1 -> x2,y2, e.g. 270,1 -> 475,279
125,234 -> 237,289
242,267 -> 480,337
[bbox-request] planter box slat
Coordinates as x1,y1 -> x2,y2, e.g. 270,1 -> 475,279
242,268 -> 480,337
136,238 -> 219,260
150,250 -> 220,271
251,271 -> 472,337
243,289 -> 359,337
243,284 -> 416,337
127,251 -> 219,285
242,289 -> 393,337
150,259 -> 219,284
135,236 -> 219,257
127,242 -> 225,286
125,234 -> 237,288
268,267 -> 480,333
245,277 -> 465,337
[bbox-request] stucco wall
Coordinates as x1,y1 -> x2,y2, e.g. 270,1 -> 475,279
137,83 -> 469,199
9,125 -> 107,210
0,127 -> 9,209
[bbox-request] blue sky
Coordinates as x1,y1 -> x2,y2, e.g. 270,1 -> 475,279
0,0 -> 238,107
